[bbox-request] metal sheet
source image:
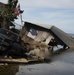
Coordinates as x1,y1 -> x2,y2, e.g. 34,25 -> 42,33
50,26 -> 74,47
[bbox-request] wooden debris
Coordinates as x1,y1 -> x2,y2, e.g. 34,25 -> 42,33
0,58 -> 28,63
0,58 -> 44,64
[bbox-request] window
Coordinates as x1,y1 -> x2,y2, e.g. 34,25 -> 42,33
27,28 -> 38,39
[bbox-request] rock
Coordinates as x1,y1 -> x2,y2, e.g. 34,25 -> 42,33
5,63 -> 8,66
28,47 -> 51,60
4,55 -> 8,58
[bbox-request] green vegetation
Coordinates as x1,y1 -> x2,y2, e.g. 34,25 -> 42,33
0,0 -> 18,29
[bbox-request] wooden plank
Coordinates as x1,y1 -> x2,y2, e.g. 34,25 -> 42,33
0,58 -> 44,64
0,58 -> 28,63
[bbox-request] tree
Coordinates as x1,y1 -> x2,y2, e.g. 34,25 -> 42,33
1,0 -> 18,29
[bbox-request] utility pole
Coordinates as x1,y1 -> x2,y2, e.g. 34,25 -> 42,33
20,14 -> 23,29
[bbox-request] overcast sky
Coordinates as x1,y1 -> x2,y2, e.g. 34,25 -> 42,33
0,0 -> 74,33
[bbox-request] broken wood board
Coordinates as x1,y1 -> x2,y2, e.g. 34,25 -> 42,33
0,58 -> 28,64
0,58 -> 44,64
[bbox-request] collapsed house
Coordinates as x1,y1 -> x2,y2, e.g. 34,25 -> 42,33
20,22 -> 74,60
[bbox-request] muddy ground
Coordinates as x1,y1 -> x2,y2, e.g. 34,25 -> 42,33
0,48 -> 74,75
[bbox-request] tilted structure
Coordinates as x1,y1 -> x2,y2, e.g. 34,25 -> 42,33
20,22 -> 74,48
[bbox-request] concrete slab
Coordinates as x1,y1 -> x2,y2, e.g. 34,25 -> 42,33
16,48 -> 74,75
16,61 -> 74,75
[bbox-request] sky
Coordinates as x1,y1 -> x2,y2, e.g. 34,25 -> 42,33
0,0 -> 74,33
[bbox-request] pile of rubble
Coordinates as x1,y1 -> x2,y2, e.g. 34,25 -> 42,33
0,22 -> 74,63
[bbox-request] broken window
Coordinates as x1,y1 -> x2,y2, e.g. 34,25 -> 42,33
27,28 -> 38,39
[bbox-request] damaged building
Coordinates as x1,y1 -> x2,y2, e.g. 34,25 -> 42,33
20,22 -> 74,60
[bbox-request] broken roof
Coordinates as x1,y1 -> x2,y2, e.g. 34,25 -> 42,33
23,22 -> 74,48
25,22 -> 53,29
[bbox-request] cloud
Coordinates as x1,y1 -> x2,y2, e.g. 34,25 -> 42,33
1,0 -> 74,33
0,0 -> 7,3
19,0 -> 74,8
1,0 -> 74,9
21,8 -> 74,33
41,9 -> 74,19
